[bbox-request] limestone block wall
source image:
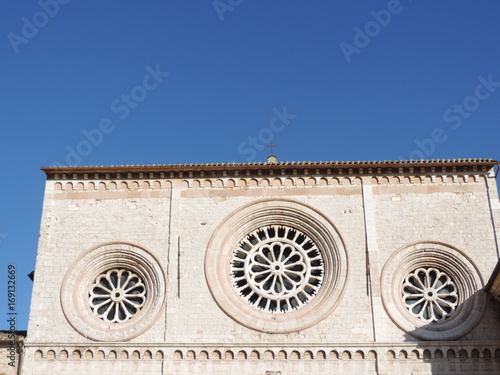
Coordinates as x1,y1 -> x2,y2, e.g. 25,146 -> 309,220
23,162 -> 500,374
0,331 -> 24,375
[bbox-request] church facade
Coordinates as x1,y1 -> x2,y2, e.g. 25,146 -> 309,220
21,158 -> 500,374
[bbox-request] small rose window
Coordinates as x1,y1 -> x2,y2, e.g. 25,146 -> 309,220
89,269 -> 146,323
402,267 -> 458,322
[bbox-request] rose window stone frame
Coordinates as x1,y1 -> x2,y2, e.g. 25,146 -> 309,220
381,241 -> 486,340
61,242 -> 166,342
205,199 -> 348,333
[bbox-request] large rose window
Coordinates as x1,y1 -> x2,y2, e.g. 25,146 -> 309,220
205,200 -> 348,333
231,225 -> 324,313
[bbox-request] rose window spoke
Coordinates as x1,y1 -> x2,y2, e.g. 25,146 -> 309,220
230,225 -> 324,313
89,269 -> 146,323
402,267 -> 458,322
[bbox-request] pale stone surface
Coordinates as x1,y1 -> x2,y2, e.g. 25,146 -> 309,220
22,162 -> 500,374
0,331 -> 23,375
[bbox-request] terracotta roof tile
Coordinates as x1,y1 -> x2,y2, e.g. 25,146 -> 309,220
41,158 -> 498,177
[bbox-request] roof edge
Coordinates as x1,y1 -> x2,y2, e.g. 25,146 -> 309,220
41,159 -> 498,176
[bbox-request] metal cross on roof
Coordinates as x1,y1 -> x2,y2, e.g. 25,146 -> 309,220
265,141 -> 278,156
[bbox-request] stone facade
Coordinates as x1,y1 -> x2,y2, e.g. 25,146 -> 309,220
21,159 -> 500,374
0,331 -> 24,375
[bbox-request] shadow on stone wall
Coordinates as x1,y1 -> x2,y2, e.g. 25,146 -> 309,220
404,289 -> 500,374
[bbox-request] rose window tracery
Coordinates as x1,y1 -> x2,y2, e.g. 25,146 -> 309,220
230,225 -> 324,313
89,269 -> 146,323
402,267 -> 458,322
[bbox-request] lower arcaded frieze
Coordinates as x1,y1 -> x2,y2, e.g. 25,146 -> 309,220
21,343 -> 500,375
24,343 -> 500,362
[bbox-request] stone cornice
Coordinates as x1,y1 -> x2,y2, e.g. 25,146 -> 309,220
22,340 -> 500,348
41,159 -> 498,180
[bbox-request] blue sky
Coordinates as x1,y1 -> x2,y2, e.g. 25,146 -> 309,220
1,1 -> 499,330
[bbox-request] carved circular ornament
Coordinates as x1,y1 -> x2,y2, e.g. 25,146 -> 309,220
89,269 -> 147,323
61,243 -> 166,341
402,267 -> 458,322
206,199 -> 348,333
231,225 -> 324,313
381,242 -> 486,340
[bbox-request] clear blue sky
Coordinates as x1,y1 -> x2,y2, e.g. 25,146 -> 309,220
1,1 -> 499,330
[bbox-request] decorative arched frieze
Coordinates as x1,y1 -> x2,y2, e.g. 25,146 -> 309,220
284,177 -> 294,187
329,350 -> 339,359
342,350 -> 351,360
354,350 -> 364,359
224,350 -> 234,360
447,349 -> 456,359
261,178 -> 270,187
46,350 -> 55,360
264,350 -> 274,360
249,179 -> 259,187
250,350 -> 260,360
198,350 -> 208,360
